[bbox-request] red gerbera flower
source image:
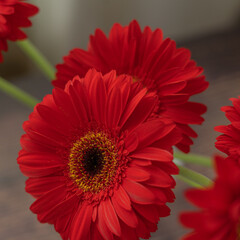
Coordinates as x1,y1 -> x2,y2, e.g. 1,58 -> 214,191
180,156 -> 240,240
18,69 -> 181,240
0,0 -> 38,62
215,96 -> 240,164
53,20 -> 208,153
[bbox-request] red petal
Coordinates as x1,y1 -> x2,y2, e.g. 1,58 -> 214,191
133,203 -> 159,223
18,152 -> 64,177
148,188 -> 167,204
90,224 -> 104,240
157,205 -> 171,217
30,185 -> 67,214
70,204 -> 93,240
130,158 -> 152,166
38,195 -> 78,223
158,81 -> 186,95
152,127 -> 182,152
97,204 -> 113,240
106,84 -> 122,128
18,152 -> 63,166
20,134 -> 51,153
119,88 -> 147,127
112,185 -> 132,210
124,132 -> 139,153
88,72 -> 107,123
126,166 -> 150,182
164,102 -> 206,124
55,213 -> 74,236
122,179 -> 155,204
111,195 -> 138,228
185,188 -> 214,208
102,198 -> 121,236
90,29 -> 112,66
130,147 -> 173,162
121,95 -> 158,133
130,118 -> 175,149
144,165 -> 175,188
180,211 -> 205,229
118,220 -> 138,240
0,6 -> 14,14
92,206 -> 98,222
37,103 -> 72,133
135,213 -> 151,239
160,93 -> 189,105
70,80 -> 92,124
182,76 -> 208,95
52,88 -> 80,126
25,176 -> 65,198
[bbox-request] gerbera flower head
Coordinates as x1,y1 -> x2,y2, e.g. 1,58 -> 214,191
18,69 -> 181,240
180,155 -> 240,240
0,0 -> 38,62
53,20 -> 208,153
215,96 -> 240,164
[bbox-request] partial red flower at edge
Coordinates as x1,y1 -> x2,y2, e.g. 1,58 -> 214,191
53,20 -> 209,153
18,69 -> 181,240
0,0 -> 38,62
215,96 -> 240,164
180,156 -> 240,240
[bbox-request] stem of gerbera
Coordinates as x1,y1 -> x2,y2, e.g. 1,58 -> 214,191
0,76 -> 39,108
177,165 -> 213,188
176,175 -> 203,188
174,151 -> 212,167
16,39 -> 55,81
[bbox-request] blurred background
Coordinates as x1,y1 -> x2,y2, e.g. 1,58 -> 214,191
1,0 -> 240,239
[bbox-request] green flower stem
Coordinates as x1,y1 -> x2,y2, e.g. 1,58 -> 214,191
177,164 -> 213,188
16,39 -> 55,81
176,175 -> 203,188
0,76 -> 39,108
174,151 -> 212,167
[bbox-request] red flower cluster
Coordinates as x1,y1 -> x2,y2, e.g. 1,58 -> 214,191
0,0 -> 38,62
180,156 -> 240,240
18,69 -> 181,240
215,96 -> 240,164
53,20 -> 208,153
14,18 -> 209,239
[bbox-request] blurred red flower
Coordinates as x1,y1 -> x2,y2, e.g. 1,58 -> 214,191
18,69 -> 181,240
180,156 -> 240,240
0,0 -> 38,62
215,96 -> 240,164
53,20 -> 208,153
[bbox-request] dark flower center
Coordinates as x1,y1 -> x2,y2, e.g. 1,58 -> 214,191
83,147 -> 104,176
68,131 -> 119,193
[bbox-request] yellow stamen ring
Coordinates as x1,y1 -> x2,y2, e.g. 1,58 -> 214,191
68,131 -> 118,193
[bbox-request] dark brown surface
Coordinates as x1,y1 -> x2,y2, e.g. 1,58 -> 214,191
1,29 -> 240,239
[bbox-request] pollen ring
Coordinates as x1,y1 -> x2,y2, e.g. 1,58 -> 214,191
68,131 -> 118,193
